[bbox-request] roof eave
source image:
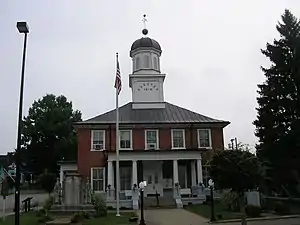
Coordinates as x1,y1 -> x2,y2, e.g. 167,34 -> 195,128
74,121 -> 231,127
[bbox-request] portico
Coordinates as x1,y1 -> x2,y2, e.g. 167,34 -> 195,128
106,150 -> 204,197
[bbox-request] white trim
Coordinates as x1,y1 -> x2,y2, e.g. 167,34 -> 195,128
171,129 -> 186,149
91,167 -> 105,192
108,150 -> 201,161
145,129 -> 159,150
197,129 -> 212,149
90,130 -> 105,151
119,130 -> 133,150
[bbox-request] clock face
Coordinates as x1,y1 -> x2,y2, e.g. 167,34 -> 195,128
137,82 -> 159,92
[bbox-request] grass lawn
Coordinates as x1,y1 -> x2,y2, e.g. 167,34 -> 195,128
0,212 -> 137,225
84,212 -> 137,225
0,212 -> 40,225
184,201 -> 243,221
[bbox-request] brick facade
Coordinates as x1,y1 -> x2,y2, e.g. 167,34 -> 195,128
76,126 -> 225,178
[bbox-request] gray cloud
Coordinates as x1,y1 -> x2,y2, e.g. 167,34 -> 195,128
1,0 -> 300,153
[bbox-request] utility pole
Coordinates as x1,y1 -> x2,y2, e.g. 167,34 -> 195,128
230,139 -> 235,150
235,137 -> 238,150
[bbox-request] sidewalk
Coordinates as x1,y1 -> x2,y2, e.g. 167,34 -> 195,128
138,209 -> 208,225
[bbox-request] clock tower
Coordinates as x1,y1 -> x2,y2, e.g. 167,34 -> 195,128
129,23 -> 166,109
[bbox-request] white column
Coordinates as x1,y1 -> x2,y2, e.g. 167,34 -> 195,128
191,160 -> 197,186
173,159 -> 179,185
107,160 -> 114,188
60,168 -> 64,186
132,160 -> 138,187
197,158 -> 203,184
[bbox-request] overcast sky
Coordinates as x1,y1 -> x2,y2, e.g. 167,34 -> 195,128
1,0 -> 299,154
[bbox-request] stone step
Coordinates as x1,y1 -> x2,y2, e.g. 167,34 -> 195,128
45,217 -> 71,225
144,197 -> 175,208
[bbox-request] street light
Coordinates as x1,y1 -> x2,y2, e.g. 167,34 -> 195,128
208,179 -> 216,222
15,21 -> 29,225
139,181 -> 147,225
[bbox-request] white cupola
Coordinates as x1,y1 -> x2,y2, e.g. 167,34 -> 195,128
129,26 -> 166,109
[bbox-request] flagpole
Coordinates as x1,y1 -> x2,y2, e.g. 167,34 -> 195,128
115,52 -> 120,217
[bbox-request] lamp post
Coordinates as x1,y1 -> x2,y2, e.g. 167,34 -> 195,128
15,21 -> 29,225
139,181 -> 147,225
208,179 -> 216,222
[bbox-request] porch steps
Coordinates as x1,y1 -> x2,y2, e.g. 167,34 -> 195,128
144,196 -> 176,209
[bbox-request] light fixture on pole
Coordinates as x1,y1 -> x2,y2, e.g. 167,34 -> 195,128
139,181 -> 147,225
208,179 -> 216,222
15,21 -> 29,225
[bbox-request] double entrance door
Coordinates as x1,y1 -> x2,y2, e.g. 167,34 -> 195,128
143,161 -> 163,196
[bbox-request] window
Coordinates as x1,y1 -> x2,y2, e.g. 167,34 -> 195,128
120,167 -> 132,190
120,130 -> 132,149
153,57 -> 158,70
145,130 -> 159,149
136,57 -> 140,70
171,129 -> 185,149
91,167 -> 105,192
91,130 -> 105,150
144,55 -> 150,68
198,129 -> 212,148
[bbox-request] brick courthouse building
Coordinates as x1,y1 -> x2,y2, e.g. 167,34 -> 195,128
60,28 -> 229,207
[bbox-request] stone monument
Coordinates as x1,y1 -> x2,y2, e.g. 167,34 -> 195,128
50,171 -> 94,213
64,172 -> 81,207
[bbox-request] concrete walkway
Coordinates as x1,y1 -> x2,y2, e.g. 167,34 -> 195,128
138,209 -> 208,225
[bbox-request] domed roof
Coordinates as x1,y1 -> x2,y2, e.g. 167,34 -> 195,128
130,37 -> 162,56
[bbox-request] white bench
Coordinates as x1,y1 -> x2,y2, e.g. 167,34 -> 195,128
125,190 -> 132,198
180,188 -> 191,197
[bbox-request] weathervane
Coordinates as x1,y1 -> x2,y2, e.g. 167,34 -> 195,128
142,14 -> 148,35
142,14 -> 147,29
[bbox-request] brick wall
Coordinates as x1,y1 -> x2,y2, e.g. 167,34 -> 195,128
76,126 -> 225,177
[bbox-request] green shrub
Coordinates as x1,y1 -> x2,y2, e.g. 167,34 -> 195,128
38,169 -> 56,194
71,213 -> 81,223
37,214 -> 52,223
79,211 -> 90,219
91,193 -> 107,217
245,204 -> 261,217
274,201 -> 290,215
36,208 -> 46,217
221,191 -> 240,212
42,195 -> 55,216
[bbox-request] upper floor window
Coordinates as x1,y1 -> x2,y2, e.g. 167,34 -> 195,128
120,130 -> 132,150
145,130 -> 159,150
91,167 -> 105,192
144,55 -> 150,68
198,129 -> 212,148
91,130 -> 105,151
171,129 -> 185,149
136,57 -> 140,70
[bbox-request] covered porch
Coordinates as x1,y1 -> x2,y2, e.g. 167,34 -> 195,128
106,150 -> 204,199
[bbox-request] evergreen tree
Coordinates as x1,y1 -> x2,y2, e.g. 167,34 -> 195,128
254,9 -> 300,196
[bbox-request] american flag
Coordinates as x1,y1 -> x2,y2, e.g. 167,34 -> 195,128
114,54 -> 122,95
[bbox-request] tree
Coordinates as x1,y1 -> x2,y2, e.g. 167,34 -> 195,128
210,150 -> 264,225
38,169 -> 56,195
210,150 -> 264,193
253,9 -> 300,196
21,94 -> 82,175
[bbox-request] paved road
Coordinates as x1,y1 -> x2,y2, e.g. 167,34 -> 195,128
0,193 -> 48,216
227,218 -> 300,225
